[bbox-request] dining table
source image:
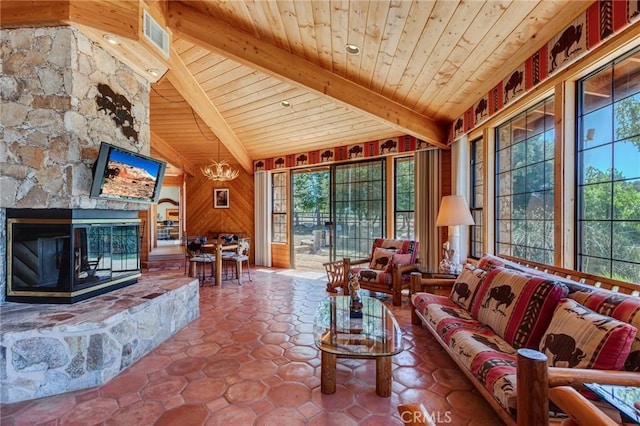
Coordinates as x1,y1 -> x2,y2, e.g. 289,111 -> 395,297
202,240 -> 238,286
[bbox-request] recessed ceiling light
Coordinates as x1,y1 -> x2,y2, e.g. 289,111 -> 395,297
345,44 -> 360,55
103,34 -> 121,45
280,100 -> 291,108
147,68 -> 160,77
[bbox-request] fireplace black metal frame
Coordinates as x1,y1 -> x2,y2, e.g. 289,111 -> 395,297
6,209 -> 141,303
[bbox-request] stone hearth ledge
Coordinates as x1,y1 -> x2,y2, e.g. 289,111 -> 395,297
0,272 -> 199,404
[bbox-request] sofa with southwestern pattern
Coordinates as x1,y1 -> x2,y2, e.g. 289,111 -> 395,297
328,238 -> 419,306
410,254 -> 640,426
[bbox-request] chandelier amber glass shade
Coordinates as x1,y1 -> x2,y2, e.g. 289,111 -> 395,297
201,159 -> 239,181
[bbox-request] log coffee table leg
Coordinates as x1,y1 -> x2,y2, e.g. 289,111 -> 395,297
321,351 -> 336,394
376,356 -> 392,397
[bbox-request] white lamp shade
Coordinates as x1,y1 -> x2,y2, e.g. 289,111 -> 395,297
435,195 -> 475,227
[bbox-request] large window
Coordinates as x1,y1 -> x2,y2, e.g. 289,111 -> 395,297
333,159 -> 385,259
272,172 -> 287,243
469,138 -> 484,258
577,48 -> 640,284
495,97 -> 555,264
394,156 -> 414,239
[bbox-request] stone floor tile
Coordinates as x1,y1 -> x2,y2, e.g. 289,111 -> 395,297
278,361 -> 315,382
155,404 -> 208,426
393,366 -> 433,389
165,356 -> 206,376
127,354 -> 172,374
447,390 -> 498,417
160,393 -> 185,410
224,380 -> 267,404
202,358 -> 241,378
239,359 -> 278,379
255,407 -> 307,426
308,410 -> 359,426
249,397 -> 273,415
11,396 -> 76,426
116,392 -> 140,408
250,343 -> 284,359
284,345 -> 318,361
432,368 -> 475,391
181,377 -> 225,402
205,405 -> 257,426
185,342 -> 221,358
101,372 -> 148,398
105,400 -> 164,426
58,398 -> 119,426
1,270 -> 504,425
267,382 -> 311,407
141,376 -> 188,401
311,386 -> 355,411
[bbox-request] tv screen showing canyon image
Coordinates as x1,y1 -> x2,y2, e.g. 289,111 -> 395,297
90,142 -> 166,204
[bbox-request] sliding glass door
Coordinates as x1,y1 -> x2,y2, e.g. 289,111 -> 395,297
333,159 -> 386,260
291,168 -> 330,270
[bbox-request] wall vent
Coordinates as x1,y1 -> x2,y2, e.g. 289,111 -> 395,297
143,10 -> 170,58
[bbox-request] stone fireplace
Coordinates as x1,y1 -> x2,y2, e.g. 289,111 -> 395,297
1,25 -> 151,303
0,26 -> 200,404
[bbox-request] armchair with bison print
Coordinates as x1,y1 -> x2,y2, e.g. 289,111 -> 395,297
340,238 -> 419,306
410,253 -> 640,425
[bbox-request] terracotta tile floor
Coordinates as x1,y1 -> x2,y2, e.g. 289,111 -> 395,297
0,269 -> 503,425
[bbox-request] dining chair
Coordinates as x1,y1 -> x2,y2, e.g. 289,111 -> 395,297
221,237 -> 251,284
184,236 -> 215,285
183,236 -> 201,275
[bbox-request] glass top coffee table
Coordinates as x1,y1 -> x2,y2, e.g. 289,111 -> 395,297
313,295 -> 403,397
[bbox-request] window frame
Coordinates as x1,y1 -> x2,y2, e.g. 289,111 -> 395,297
575,46 -> 640,283
494,96 -> 556,265
271,171 -> 287,243
393,156 -> 415,240
469,137 -> 484,259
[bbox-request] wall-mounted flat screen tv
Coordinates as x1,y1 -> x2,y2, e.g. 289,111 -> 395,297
90,142 -> 166,204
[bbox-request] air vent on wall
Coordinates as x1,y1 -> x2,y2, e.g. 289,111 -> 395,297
143,10 -> 170,58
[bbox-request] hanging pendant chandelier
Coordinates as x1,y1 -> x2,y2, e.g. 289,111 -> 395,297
201,140 -> 239,181
201,159 -> 239,181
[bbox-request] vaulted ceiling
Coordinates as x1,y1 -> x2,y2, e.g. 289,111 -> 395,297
1,0 -> 593,175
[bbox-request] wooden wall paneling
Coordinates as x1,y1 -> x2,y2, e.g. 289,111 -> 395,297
271,243 -> 290,269
185,166 -> 255,263
139,209 -> 150,262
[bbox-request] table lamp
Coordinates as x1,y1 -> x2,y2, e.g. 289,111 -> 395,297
435,195 -> 475,274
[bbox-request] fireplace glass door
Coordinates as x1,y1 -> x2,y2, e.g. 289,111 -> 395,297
7,211 -> 141,303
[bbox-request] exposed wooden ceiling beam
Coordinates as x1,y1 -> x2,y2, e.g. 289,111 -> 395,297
167,2 -> 448,149
0,1 -> 69,27
166,46 -> 253,174
151,130 -> 195,177
1,0 -> 139,40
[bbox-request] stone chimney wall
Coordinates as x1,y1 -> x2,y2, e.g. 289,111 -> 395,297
0,26 -> 151,302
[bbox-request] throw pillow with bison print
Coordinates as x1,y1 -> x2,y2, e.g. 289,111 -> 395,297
539,298 -> 637,370
471,267 -> 568,349
369,247 -> 395,272
449,264 -> 487,311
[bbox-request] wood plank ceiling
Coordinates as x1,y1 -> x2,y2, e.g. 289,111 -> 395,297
146,0 -> 593,174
